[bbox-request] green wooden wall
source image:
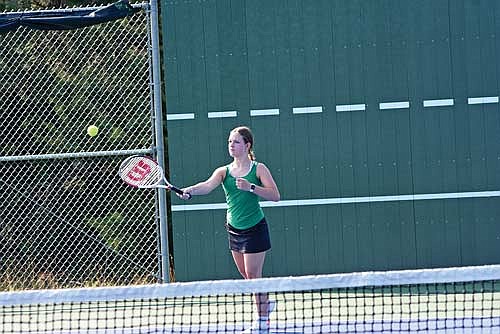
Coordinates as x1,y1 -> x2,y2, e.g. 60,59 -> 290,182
161,0 -> 500,281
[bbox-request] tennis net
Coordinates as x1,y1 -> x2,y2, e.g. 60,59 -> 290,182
1,265 -> 500,333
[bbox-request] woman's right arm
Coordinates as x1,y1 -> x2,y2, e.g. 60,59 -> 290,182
182,166 -> 226,196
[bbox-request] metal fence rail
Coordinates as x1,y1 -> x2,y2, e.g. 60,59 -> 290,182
0,3 -> 161,290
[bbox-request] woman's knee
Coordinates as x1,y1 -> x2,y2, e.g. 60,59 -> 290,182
244,269 -> 262,279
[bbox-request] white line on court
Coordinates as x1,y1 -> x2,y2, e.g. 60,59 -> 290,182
172,190 -> 500,211
250,108 -> 280,116
423,99 -> 454,107
292,106 -> 323,114
468,96 -> 499,105
379,101 -> 410,110
207,111 -> 237,118
165,96 -> 497,121
166,113 -> 195,120
336,104 -> 366,112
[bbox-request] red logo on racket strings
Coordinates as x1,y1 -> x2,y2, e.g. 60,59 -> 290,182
127,160 -> 152,181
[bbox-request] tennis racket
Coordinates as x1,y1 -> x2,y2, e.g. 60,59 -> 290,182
119,155 -> 191,199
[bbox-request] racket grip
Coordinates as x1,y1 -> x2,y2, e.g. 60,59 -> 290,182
170,186 -> 192,199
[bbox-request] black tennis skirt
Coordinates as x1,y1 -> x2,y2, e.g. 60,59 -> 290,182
226,218 -> 271,253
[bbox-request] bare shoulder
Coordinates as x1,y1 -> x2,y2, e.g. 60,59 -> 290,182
256,162 -> 272,176
203,165 -> 227,188
213,165 -> 227,180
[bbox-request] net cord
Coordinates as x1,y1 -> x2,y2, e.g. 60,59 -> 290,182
2,264 -> 500,307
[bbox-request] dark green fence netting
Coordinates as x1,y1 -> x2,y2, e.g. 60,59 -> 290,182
0,0 -> 140,33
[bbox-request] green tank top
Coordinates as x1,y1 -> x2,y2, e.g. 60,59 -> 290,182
222,161 -> 264,230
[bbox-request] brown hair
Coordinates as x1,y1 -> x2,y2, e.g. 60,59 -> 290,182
231,126 -> 255,160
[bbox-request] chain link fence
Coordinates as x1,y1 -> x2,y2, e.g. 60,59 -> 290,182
0,3 -> 164,290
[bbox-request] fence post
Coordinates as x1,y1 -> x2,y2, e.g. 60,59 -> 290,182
148,0 -> 170,283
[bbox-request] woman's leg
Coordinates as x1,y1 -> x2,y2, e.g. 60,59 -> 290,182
244,252 -> 269,318
231,250 -> 271,317
243,251 -> 266,279
231,250 -> 248,278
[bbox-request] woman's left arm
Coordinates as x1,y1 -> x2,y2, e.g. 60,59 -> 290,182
255,163 -> 280,202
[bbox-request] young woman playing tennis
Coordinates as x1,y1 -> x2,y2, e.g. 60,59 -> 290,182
176,126 -> 280,333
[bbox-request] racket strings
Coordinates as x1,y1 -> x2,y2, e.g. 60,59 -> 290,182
120,157 -> 163,188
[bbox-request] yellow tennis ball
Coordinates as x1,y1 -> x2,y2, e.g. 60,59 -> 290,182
87,125 -> 99,137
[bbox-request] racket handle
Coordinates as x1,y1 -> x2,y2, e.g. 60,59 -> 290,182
170,185 -> 192,199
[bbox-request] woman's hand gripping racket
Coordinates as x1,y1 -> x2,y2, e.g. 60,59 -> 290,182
119,155 -> 191,199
